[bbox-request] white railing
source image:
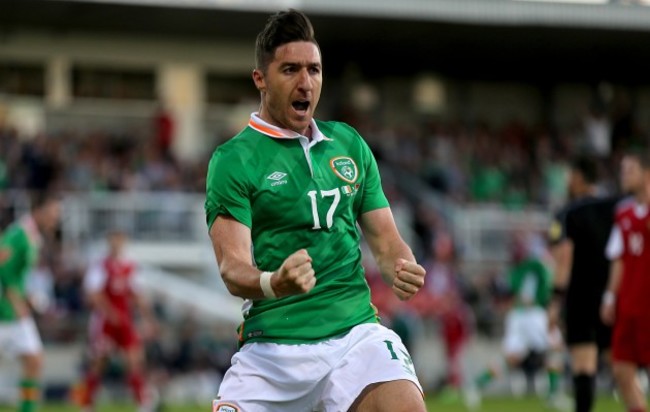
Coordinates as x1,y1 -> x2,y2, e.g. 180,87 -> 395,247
1,190 -> 551,275
453,204 -> 550,264
61,191 -> 207,244
378,163 -> 551,271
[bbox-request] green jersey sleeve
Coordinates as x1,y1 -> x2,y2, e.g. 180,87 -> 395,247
205,145 -> 253,230
0,228 -> 28,291
358,138 -> 389,214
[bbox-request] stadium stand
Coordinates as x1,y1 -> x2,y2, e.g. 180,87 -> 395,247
1,0 -> 650,406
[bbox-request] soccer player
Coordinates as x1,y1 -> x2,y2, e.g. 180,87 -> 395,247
0,192 -> 62,412
601,151 -> 650,412
548,156 -> 619,412
78,229 -> 156,412
472,231 -> 555,399
205,9 -> 427,412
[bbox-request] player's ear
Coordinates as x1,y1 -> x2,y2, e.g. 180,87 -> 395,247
253,69 -> 266,92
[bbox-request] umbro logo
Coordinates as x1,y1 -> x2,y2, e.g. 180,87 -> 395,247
266,171 -> 288,187
267,171 -> 287,181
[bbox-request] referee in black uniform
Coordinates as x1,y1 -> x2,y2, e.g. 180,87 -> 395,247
548,156 -> 621,412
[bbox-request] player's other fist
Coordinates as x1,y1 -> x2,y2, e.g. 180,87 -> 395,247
392,258 -> 426,301
272,249 -> 316,297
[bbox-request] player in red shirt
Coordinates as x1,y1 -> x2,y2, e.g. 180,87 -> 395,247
411,232 -> 472,397
602,151 -> 650,412
77,229 -> 156,412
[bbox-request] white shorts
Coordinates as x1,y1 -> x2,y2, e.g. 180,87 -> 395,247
0,317 -> 43,356
214,323 -> 423,412
502,307 -> 548,356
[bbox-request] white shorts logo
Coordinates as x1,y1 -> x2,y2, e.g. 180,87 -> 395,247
213,400 -> 239,412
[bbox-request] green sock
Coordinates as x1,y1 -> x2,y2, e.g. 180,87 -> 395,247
547,369 -> 560,396
19,379 -> 39,412
475,370 -> 494,389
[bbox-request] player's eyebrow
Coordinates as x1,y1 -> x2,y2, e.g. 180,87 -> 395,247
279,62 -> 322,70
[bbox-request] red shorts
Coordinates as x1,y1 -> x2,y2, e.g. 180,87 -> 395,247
612,314 -> 650,366
89,315 -> 140,356
441,311 -> 470,356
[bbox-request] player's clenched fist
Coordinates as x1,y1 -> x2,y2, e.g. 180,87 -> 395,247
271,249 -> 316,297
392,258 -> 426,301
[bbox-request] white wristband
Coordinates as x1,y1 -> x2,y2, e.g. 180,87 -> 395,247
603,291 -> 615,306
260,271 -> 277,299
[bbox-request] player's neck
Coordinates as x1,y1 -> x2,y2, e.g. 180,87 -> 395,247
577,186 -> 597,199
634,191 -> 647,204
257,109 -> 312,139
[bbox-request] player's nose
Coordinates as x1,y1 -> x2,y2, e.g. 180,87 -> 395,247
296,68 -> 313,91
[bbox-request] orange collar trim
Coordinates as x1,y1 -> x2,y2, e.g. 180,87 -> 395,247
248,113 -> 332,141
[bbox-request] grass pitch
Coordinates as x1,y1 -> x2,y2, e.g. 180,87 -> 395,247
20,395 -> 622,412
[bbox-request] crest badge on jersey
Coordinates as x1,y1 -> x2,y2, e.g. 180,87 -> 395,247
213,400 -> 240,412
330,156 -> 358,184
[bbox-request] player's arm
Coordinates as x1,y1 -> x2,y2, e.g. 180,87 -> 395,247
546,211 -> 572,326
548,211 -> 573,299
83,263 -> 121,325
359,207 -> 425,301
601,259 -> 621,326
547,239 -> 573,325
209,216 -> 315,300
86,291 -> 122,325
601,224 -> 623,325
550,239 -> 573,292
5,289 -> 30,318
0,245 -> 30,319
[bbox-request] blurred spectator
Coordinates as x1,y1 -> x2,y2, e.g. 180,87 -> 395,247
583,104 -> 611,159
411,231 -> 474,399
0,101 -> 646,208
153,104 -> 175,161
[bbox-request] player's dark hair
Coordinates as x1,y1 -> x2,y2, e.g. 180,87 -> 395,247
30,190 -> 61,211
624,148 -> 650,170
571,156 -> 598,184
255,9 -> 318,72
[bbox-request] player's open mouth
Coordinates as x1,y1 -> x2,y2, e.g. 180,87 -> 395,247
292,100 -> 310,115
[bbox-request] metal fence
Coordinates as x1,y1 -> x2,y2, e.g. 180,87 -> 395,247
1,189 -> 550,276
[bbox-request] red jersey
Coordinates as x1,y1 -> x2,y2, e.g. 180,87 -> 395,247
84,256 -> 140,318
607,202 -> 650,317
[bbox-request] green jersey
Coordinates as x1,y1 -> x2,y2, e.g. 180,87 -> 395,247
205,114 -> 389,345
508,258 -> 551,308
0,217 -> 41,321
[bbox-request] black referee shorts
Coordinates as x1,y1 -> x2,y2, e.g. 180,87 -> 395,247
564,288 -> 611,350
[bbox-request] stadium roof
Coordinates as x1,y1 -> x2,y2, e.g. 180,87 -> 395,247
2,0 -> 650,81
58,0 -> 650,31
